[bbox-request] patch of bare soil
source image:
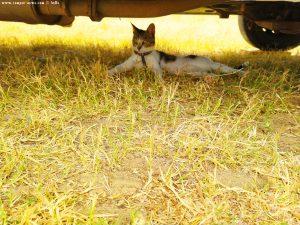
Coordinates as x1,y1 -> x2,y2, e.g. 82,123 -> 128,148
202,161 -> 268,191
57,154 -> 172,222
272,113 -> 300,153
289,96 -> 300,107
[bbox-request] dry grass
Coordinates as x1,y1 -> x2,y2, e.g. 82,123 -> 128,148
0,15 -> 300,224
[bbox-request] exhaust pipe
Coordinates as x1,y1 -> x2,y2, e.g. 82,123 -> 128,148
38,0 -> 205,21
95,0 -> 204,18
0,0 -> 208,25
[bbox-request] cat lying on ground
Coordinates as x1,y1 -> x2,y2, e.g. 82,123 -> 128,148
108,23 -> 248,80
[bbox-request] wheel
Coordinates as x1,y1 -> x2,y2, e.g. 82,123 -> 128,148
238,16 -> 300,51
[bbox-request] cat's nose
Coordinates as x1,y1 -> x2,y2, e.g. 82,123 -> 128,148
137,46 -> 142,50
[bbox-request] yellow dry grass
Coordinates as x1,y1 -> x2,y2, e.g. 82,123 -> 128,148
0,15 -> 299,224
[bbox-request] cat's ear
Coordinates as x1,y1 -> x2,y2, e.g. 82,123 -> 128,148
146,23 -> 155,37
131,23 -> 139,34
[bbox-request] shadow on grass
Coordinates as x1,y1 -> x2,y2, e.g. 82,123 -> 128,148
0,43 -> 299,88
0,43 -> 128,65
0,43 -> 299,67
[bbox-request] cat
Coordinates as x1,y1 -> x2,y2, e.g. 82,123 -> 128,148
108,23 -> 248,79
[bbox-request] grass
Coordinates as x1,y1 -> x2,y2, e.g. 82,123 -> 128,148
0,15 -> 299,224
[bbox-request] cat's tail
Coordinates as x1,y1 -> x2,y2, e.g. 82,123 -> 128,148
211,61 -> 250,75
188,61 -> 250,78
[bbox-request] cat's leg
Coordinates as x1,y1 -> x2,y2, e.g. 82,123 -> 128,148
149,60 -> 164,80
152,67 -> 163,80
108,55 -> 136,76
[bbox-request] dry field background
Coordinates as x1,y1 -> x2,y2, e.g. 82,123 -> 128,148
0,15 -> 300,224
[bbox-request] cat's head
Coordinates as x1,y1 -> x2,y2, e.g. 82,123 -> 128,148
132,23 -> 155,53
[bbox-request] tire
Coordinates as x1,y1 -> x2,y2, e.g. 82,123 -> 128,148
238,16 -> 300,51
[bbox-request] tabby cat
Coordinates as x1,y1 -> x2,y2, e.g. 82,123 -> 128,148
108,23 -> 247,79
